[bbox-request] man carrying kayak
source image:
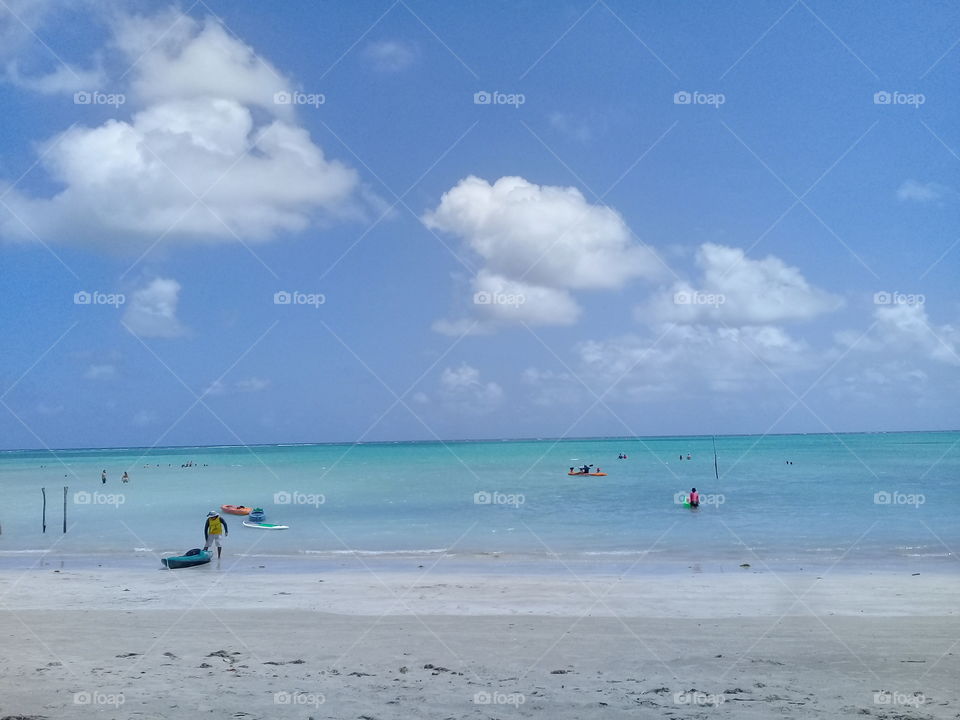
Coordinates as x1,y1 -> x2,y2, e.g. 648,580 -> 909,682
203,511 -> 228,558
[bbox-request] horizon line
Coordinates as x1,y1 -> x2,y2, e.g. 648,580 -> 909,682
2,428 -> 957,454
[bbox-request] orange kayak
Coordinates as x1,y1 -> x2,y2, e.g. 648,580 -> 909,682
221,505 -> 253,515
568,472 -> 608,476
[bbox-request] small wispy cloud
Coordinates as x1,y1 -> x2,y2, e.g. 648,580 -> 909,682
236,377 -> 270,392
363,40 -> 417,72
84,364 -> 117,380
204,377 -> 271,396
896,179 -> 950,203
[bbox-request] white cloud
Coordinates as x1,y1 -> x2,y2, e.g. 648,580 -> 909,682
114,11 -> 290,116
548,112 -> 595,143
837,302 -> 960,366
205,376 -> 271,396
440,363 -> 503,412
84,363 -> 116,380
4,60 -> 105,94
642,243 -> 842,326
574,324 -> 819,398
362,40 -> 417,72
432,270 -> 582,335
896,179 -> 950,203
235,377 -> 270,392
123,277 -> 184,338
424,176 -> 662,331
0,11 -> 362,250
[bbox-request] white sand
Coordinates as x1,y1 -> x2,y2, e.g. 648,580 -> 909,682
0,565 -> 957,718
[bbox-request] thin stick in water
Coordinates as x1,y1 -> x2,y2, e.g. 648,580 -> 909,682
712,436 -> 719,480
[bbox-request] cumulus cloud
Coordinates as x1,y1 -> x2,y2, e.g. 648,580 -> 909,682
0,11 -> 361,250
642,243 -> 842,326
576,324 -> 819,397
363,40 -> 417,72
896,179 -> 950,203
826,302 -> 959,405
123,277 -> 184,338
837,302 -> 960,366
424,176 -> 662,332
440,363 -> 503,412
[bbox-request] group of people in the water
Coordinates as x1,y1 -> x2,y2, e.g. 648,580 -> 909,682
100,469 -> 129,484
617,453 -> 628,459
570,464 -> 597,474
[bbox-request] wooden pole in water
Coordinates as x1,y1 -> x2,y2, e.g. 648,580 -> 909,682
712,436 -> 719,480
63,486 -> 68,533
41,487 -> 47,533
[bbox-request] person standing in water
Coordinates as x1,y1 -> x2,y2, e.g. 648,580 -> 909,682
121,471 -> 129,483
203,511 -> 228,558
101,469 -> 107,484
688,487 -> 700,508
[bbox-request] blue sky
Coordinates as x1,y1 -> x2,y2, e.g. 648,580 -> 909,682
1,0 -> 957,449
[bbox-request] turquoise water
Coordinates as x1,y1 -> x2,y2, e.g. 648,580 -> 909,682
0,433 -> 956,571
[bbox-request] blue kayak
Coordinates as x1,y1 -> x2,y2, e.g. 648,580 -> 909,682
162,548 -> 211,569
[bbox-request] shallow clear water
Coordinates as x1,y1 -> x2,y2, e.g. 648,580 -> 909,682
0,433 -> 956,571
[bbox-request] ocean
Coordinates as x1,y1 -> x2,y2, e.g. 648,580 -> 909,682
0,432 -> 956,572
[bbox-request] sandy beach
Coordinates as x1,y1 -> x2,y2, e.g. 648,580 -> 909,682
1,564 -> 957,719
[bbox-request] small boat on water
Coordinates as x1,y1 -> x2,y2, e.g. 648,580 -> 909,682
248,507 -> 265,523
243,521 -> 289,530
568,471 -> 608,476
221,505 -> 252,515
162,548 -> 211,569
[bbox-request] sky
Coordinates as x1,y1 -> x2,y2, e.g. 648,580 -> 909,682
0,0 -> 958,450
